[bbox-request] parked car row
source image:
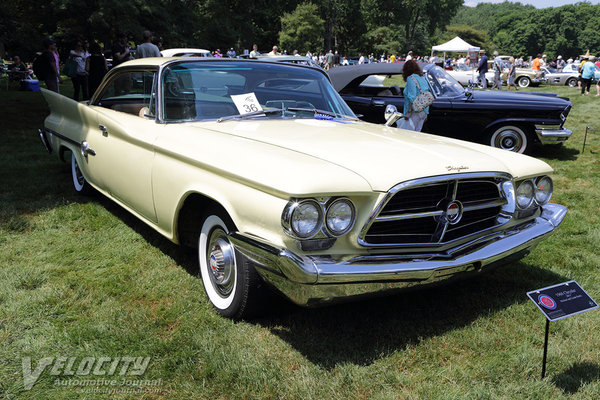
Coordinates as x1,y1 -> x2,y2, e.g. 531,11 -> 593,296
38,56 -> 569,319
329,62 -> 572,154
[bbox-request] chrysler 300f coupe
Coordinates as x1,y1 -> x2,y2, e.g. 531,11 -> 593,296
39,58 -> 567,319
329,63 -> 572,154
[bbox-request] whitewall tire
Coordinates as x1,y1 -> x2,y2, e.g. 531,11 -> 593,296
488,125 -> 529,154
71,153 -> 93,194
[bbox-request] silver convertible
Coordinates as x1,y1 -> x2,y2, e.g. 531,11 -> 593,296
39,58 -> 567,319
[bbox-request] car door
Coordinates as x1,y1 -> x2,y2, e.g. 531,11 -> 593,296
88,68 -> 160,222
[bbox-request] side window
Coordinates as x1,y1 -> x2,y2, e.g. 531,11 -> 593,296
96,70 -> 157,117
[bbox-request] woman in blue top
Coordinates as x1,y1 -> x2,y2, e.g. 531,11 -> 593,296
401,60 -> 431,132
580,56 -> 596,95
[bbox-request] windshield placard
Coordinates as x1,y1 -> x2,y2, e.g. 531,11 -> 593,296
231,93 -> 264,115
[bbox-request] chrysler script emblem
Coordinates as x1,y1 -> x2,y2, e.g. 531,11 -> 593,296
445,201 -> 463,225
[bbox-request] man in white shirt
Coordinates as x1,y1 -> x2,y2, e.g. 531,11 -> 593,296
406,50 -> 413,61
136,31 -> 161,58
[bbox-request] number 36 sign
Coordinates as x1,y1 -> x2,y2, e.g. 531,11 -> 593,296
231,93 -> 263,115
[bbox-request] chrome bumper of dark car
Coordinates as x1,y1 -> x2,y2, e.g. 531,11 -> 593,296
535,125 -> 572,144
229,203 -> 567,306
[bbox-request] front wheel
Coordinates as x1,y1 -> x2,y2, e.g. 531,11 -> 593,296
566,77 -> 577,87
198,212 -> 263,319
488,125 -> 530,154
71,153 -> 93,195
517,76 -> 531,88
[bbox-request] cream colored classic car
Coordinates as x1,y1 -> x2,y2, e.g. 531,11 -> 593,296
39,58 -> 567,319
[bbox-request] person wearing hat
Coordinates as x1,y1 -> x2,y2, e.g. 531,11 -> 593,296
476,49 -> 488,89
557,55 -> 565,72
38,38 -> 63,92
580,52 -> 596,95
541,54 -> 547,67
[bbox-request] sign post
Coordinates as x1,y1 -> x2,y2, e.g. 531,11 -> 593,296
527,280 -> 598,379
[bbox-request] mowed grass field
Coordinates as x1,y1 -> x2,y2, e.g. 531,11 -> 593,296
1,78 -> 599,399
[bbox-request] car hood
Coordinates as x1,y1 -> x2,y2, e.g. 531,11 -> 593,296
190,118 -> 552,193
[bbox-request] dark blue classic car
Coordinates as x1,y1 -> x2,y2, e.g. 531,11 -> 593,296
329,63 -> 572,154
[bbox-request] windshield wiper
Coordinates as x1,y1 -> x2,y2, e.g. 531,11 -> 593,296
287,107 -> 359,121
217,108 -> 285,123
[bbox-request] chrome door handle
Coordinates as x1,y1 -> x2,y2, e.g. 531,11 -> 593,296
372,100 -> 386,107
99,125 -> 107,135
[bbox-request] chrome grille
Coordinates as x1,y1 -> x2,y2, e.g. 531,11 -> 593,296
361,175 -> 510,247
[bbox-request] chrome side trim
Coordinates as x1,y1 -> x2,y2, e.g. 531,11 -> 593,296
231,203 -> 567,306
44,128 -> 80,147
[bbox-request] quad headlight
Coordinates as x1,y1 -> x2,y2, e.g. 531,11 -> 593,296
325,198 -> 356,236
515,176 -> 553,210
516,180 -> 535,209
534,176 -> 553,205
290,200 -> 323,239
283,197 -> 357,240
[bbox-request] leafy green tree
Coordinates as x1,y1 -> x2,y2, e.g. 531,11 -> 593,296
278,2 -> 325,54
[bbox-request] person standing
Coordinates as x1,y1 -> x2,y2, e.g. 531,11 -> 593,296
250,44 -> 260,58
69,40 -> 89,100
86,42 -> 108,97
556,55 -> 565,72
506,56 -> 518,91
358,52 -> 365,64
112,32 -> 131,67
580,54 -> 595,95
400,60 -> 432,132
268,46 -> 280,56
136,30 -> 161,58
405,50 -> 413,61
492,50 -> 503,90
325,49 -> 334,70
37,38 -> 63,92
477,49 -> 488,89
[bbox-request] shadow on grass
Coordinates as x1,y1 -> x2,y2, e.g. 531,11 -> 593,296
552,361 -> 600,394
254,263 -> 568,369
531,142 -> 579,161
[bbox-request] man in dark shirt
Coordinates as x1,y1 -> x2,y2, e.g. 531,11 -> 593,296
39,38 -> 63,92
111,32 -> 131,67
8,56 -> 33,80
477,49 -> 489,89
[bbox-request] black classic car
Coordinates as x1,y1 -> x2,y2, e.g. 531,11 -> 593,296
329,63 -> 573,154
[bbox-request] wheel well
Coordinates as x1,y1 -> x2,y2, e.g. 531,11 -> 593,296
176,193 -> 236,248
58,145 -> 71,163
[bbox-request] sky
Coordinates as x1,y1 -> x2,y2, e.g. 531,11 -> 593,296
464,0 -> 600,7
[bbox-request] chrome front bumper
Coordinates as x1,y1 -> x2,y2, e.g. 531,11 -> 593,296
535,125 -> 572,144
230,203 -> 567,306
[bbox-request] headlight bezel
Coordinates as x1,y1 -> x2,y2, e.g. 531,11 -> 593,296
515,175 -> 553,210
282,197 -> 357,240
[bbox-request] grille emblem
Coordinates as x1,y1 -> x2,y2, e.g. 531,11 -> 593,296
445,201 -> 463,225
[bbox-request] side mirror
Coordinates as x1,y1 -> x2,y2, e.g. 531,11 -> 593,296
384,104 -> 403,127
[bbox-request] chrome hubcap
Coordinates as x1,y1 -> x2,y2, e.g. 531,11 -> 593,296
207,230 -> 235,296
495,130 -> 523,152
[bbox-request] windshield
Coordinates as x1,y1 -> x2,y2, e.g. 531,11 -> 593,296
426,66 -> 465,97
161,61 -> 355,122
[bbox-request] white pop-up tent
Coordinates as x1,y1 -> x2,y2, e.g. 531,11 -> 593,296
431,36 -> 480,57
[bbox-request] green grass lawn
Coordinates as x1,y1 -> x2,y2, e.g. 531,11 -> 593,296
1,78 -> 599,399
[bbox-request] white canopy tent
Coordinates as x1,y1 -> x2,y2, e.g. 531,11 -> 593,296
431,36 -> 479,57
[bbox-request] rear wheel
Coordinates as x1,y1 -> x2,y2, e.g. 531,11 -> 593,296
71,153 -> 93,195
488,125 -> 530,154
566,77 -> 577,87
517,76 -> 531,88
198,211 -> 263,319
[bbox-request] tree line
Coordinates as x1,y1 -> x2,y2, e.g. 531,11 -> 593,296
1,1 -> 598,62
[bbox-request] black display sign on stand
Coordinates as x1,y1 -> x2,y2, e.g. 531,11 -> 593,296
527,280 -> 598,379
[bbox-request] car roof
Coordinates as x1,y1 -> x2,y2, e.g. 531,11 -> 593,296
328,63 -> 423,91
160,48 -> 211,57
